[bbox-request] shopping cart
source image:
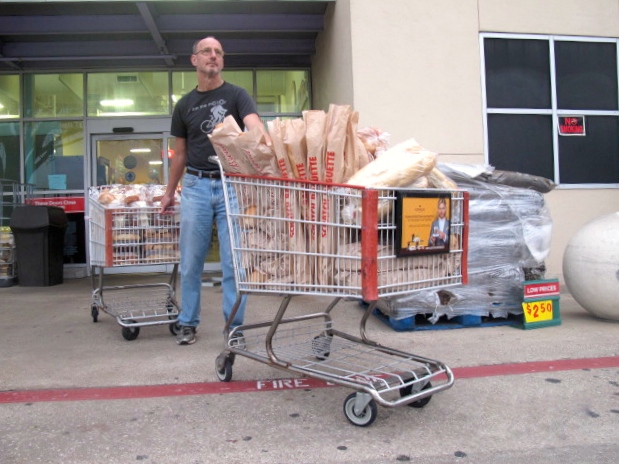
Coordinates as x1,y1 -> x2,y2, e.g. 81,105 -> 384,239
87,192 -> 182,341
215,161 -> 469,426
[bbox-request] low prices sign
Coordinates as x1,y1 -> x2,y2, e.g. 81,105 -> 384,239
558,116 -> 585,136
522,279 -> 560,325
524,280 -> 560,299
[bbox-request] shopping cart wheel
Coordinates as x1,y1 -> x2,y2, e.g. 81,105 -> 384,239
400,381 -> 433,408
215,354 -> 233,382
91,305 -> 99,323
343,393 -> 377,427
121,322 -> 140,341
312,334 -> 332,360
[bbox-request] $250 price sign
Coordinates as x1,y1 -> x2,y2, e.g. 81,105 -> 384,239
522,300 -> 553,322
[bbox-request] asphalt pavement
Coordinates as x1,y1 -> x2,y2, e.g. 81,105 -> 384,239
0,272 -> 618,464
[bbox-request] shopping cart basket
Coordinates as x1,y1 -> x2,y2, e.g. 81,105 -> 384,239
215,164 -> 468,426
87,193 -> 182,341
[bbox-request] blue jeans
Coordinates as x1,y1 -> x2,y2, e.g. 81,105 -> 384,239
178,173 -> 246,329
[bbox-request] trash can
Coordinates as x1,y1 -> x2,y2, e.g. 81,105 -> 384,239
10,205 -> 68,286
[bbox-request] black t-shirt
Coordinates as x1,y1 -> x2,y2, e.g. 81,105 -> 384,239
170,82 -> 257,171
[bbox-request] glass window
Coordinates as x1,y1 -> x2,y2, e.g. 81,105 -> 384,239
94,137 -> 163,186
484,38 -> 551,109
171,71 -> 196,105
555,40 -> 618,111
0,75 -> 20,119
87,72 -> 169,116
256,70 -> 310,114
483,34 -> 619,186
24,73 -> 84,118
171,70 -> 254,105
0,122 -> 20,181
487,114 -> 555,180
558,116 -> 619,184
223,70 -> 253,96
24,121 -> 84,190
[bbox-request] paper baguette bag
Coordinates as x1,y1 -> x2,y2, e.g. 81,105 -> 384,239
266,118 -> 311,286
303,110 -> 327,259
208,116 -> 256,174
317,104 -> 351,285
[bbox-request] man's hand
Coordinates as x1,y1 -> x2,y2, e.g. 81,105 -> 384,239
159,192 -> 175,214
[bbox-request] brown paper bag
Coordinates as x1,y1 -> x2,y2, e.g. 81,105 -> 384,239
303,110 -> 327,267
284,118 -> 308,180
266,118 -> 310,286
208,116 -> 255,174
267,119 -> 293,178
322,104 -> 350,183
317,104 -> 351,286
236,127 -> 281,177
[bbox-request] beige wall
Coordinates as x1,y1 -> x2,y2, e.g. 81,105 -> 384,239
312,0 -> 354,110
313,0 -> 619,285
478,0 -> 619,36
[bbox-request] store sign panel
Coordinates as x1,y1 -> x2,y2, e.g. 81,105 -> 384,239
558,116 -> 585,136
27,196 -> 85,213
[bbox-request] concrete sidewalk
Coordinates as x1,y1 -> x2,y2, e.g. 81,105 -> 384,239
0,273 -> 618,464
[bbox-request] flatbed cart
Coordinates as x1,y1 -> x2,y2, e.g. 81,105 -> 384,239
87,193 -> 182,341
215,162 -> 469,426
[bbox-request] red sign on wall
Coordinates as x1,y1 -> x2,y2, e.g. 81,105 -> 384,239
26,196 -> 85,213
558,116 -> 585,136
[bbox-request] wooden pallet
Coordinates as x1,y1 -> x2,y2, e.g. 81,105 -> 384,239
371,308 -> 523,332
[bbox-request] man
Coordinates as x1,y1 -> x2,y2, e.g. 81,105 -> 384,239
428,197 -> 450,248
159,36 -> 270,345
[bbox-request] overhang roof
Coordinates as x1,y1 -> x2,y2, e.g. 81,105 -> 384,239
0,0 -> 333,71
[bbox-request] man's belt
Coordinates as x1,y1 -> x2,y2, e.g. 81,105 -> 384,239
186,167 -> 221,179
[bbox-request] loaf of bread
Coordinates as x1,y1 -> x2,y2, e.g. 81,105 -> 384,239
346,138 -> 436,188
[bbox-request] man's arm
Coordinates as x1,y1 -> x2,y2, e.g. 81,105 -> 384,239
159,137 -> 187,213
243,113 -> 272,147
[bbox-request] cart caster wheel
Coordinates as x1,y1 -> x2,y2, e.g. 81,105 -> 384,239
91,305 -> 99,323
400,381 -> 433,408
121,322 -> 140,341
216,355 -> 233,382
343,393 -> 378,427
168,321 -> 181,336
312,334 -> 332,360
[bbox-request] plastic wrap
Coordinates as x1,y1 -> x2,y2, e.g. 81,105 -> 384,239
379,163 -> 554,322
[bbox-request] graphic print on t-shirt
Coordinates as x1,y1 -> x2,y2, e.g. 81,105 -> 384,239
200,100 -> 228,134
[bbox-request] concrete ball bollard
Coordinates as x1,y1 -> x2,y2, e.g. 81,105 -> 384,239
562,212 -> 619,321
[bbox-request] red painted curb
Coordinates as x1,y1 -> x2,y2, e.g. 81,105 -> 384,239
1,356 -> 618,405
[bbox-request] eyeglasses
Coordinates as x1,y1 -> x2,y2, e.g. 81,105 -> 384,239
194,47 -> 224,57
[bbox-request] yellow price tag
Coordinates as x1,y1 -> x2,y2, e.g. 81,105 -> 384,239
522,300 -> 553,323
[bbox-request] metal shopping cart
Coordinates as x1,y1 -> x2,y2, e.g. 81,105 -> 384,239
215,164 -> 469,426
87,191 -> 182,341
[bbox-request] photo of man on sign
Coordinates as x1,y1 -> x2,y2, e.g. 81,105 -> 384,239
427,197 -> 450,248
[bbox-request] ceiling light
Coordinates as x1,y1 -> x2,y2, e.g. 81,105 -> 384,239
100,99 -> 134,107
97,111 -> 145,116
148,161 -> 163,165
130,148 -> 152,153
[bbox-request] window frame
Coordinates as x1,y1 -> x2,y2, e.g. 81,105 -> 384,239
480,32 -> 619,189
